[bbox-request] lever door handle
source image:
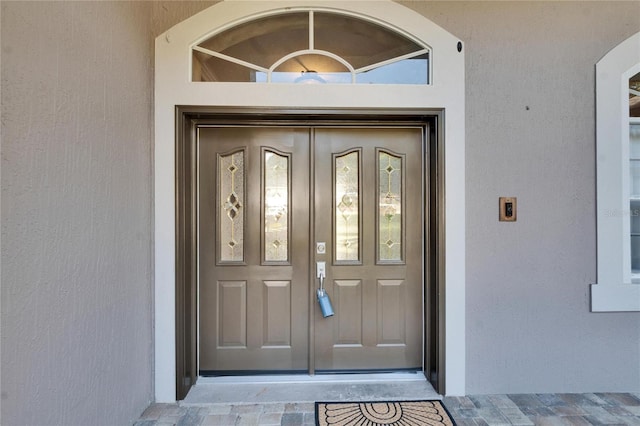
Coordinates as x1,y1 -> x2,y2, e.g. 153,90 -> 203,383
316,261 -> 326,279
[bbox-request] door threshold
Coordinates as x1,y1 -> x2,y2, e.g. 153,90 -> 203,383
184,372 -> 439,404
197,371 -> 426,385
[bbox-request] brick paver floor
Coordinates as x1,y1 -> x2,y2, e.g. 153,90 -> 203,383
134,393 -> 640,425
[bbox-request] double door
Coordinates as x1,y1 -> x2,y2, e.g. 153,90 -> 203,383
198,126 -> 424,374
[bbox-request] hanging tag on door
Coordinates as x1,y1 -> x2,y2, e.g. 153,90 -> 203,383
317,288 -> 334,318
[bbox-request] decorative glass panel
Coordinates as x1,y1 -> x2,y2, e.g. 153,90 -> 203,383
378,152 -> 403,262
219,151 -> 244,262
335,152 -> 359,261
264,151 -> 289,262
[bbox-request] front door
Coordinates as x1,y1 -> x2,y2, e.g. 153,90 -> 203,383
198,125 -> 424,374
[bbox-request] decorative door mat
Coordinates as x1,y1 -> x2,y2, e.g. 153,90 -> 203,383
315,400 -> 456,426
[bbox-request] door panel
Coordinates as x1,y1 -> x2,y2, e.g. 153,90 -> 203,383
198,127 -> 310,372
313,128 -> 423,371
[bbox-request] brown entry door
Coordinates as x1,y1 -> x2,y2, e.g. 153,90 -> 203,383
197,126 -> 423,374
313,128 -> 423,371
198,127 -> 310,373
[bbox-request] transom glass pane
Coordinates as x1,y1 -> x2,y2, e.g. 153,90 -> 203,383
335,151 -> 360,262
268,54 -> 351,84
264,151 -> 289,262
356,54 -> 429,84
219,151 -> 244,262
192,10 -> 430,84
193,52 -> 256,82
201,13 -> 308,68
314,12 -> 423,69
378,152 -> 403,262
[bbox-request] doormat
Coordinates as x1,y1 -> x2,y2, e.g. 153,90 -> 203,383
315,400 -> 456,426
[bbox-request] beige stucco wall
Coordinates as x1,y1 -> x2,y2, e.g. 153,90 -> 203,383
0,1 -> 211,425
1,1 -> 639,424
404,1 -> 640,393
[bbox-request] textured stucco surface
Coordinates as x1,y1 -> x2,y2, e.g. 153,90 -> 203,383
1,2 -> 150,425
1,1 -> 215,424
402,1 -> 640,394
2,2 -> 640,424
1,1 -> 155,424
0,0 -> 217,423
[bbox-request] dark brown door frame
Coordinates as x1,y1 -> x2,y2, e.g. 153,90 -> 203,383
174,107 -> 446,400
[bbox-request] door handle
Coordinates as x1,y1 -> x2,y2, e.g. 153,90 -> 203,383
316,261 -> 326,279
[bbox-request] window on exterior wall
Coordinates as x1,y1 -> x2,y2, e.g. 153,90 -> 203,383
191,10 -> 430,84
630,73 -> 640,280
592,32 -> 640,312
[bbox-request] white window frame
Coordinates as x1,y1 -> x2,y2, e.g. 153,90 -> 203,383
592,31 -> 640,312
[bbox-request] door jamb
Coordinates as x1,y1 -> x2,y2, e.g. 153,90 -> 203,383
174,107 -> 446,399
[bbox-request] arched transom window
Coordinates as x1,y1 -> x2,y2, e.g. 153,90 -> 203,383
192,10 -> 431,84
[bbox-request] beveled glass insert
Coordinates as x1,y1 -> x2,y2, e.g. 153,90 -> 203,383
264,151 -> 289,262
378,152 -> 403,262
335,151 -> 360,261
219,151 -> 244,262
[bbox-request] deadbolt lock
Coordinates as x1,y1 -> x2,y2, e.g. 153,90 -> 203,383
316,242 -> 326,254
